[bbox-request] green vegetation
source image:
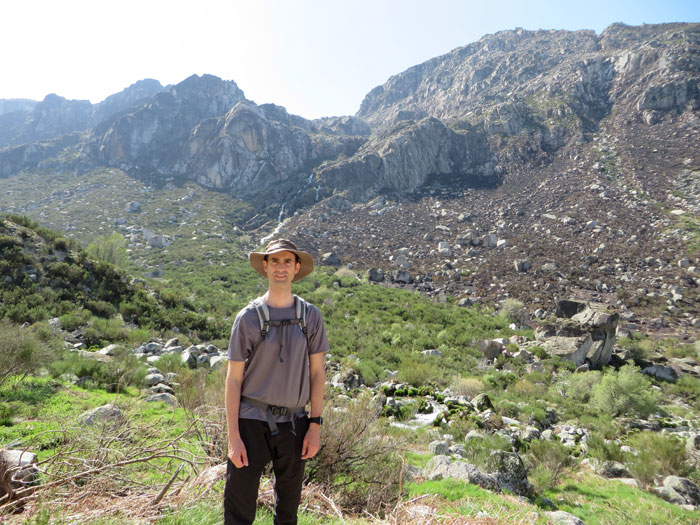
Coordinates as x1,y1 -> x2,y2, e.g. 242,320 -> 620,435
1,169 -> 699,523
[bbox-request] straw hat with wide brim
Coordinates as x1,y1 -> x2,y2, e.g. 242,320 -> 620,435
249,239 -> 314,282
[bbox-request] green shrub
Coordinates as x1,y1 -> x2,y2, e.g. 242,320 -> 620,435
590,364 -> 660,418
625,431 -> 690,488
462,434 -> 512,471
499,298 -> 525,323
483,370 -> 518,390
497,400 -> 520,419
86,233 -> 129,268
49,347 -> 146,393
59,309 -> 92,331
354,359 -> 383,386
306,392 -> 403,513
585,432 -> 625,462
524,438 -> 576,493
85,300 -> 117,318
153,353 -> 185,375
0,320 -> 55,387
397,357 -> 442,387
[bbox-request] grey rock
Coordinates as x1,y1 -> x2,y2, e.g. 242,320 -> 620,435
542,335 -> 593,367
446,461 -> 499,491
146,393 -> 178,406
641,365 -> 679,383
321,252 -> 341,266
181,350 -> 197,369
489,450 -> 531,496
546,511 -> 585,525
80,404 -> 124,426
367,268 -> 384,282
210,355 -> 227,371
393,270 -> 413,284
144,373 -> 165,387
514,259 -> 531,272
660,476 -> 700,506
151,383 -> 175,395
0,449 -> 39,497
421,349 -> 443,357
478,339 -> 504,359
125,201 -> 141,213
429,440 -> 450,455
471,393 -> 494,412
597,461 -> 630,478
422,455 -> 452,480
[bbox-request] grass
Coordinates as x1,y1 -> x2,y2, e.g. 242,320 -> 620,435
544,472 -> 700,524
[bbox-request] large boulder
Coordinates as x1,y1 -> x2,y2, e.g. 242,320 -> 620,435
80,404 -> 124,426
539,300 -> 619,368
542,335 -> 593,367
0,449 -> 39,498
656,476 -> 700,507
489,450 -> 531,496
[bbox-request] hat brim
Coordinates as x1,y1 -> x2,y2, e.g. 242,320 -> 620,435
249,248 -> 314,282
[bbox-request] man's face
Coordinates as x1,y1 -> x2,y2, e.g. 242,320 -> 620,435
262,250 -> 300,287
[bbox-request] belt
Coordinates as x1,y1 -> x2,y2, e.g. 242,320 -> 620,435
241,396 -> 306,436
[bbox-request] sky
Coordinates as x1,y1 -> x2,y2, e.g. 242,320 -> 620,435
1,0 -> 698,119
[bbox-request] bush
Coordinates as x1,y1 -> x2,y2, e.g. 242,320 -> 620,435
0,320 -> 55,387
306,392 -> 404,513
483,371 -> 518,390
86,233 -> 129,268
499,298 -> 525,323
585,432 -> 625,463
524,439 -> 576,493
625,431 -> 690,488
397,357 -> 442,387
49,347 -> 146,393
590,364 -> 660,418
461,434 -> 512,471
450,376 -> 484,398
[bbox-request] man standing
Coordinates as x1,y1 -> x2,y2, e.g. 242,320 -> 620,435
225,239 -> 328,525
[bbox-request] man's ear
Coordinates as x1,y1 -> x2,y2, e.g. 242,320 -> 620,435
262,259 -> 268,272
294,261 -> 301,275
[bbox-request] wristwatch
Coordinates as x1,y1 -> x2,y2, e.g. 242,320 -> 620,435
308,416 -> 323,425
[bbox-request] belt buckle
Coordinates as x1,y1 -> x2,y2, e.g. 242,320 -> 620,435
270,405 -> 285,416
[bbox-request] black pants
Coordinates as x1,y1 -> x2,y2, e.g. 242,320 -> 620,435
224,417 -> 309,525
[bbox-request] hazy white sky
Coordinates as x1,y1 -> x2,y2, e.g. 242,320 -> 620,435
1,0 -> 698,119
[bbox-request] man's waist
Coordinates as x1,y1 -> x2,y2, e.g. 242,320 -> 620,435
241,396 -> 305,415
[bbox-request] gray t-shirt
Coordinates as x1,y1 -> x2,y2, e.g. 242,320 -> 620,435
227,297 -> 329,422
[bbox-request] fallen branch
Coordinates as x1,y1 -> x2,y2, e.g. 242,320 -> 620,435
151,462 -> 184,506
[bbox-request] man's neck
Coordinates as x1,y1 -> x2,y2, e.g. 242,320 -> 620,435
264,287 -> 294,308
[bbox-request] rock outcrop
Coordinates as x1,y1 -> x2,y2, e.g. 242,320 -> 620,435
537,300 -> 619,368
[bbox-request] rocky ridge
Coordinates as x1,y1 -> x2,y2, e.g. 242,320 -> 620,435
1,23 -> 699,338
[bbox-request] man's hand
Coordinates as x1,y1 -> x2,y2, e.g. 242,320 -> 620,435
301,424 -> 321,460
228,437 -> 249,468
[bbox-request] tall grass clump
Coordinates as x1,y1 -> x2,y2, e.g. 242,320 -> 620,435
625,431 -> 690,488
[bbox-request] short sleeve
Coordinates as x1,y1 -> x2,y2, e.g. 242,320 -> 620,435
227,308 -> 254,361
306,304 -> 330,355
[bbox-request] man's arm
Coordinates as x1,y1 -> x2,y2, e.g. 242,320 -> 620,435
225,360 -> 248,468
301,352 -> 325,460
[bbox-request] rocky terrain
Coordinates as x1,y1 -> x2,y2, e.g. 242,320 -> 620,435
1,22 -> 699,340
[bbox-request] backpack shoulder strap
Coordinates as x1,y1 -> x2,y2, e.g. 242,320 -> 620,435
246,297 -> 270,372
294,295 -> 308,335
252,296 -> 270,336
